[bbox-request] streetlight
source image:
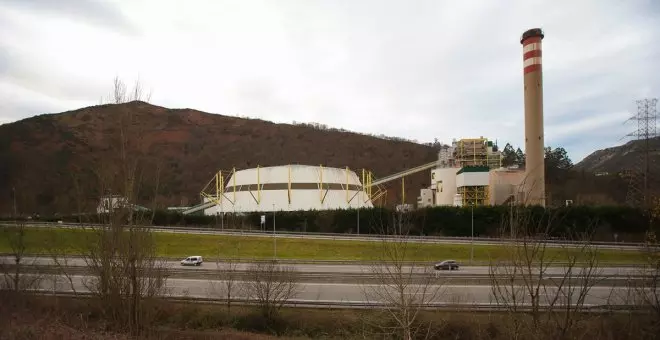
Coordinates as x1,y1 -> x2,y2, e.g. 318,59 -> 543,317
470,204 -> 474,265
273,203 -> 277,259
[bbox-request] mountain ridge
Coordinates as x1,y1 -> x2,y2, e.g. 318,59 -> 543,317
0,101 -> 438,215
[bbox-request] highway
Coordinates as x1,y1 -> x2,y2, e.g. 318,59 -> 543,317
2,256 -> 646,278
34,274 -> 638,308
6,255 -> 650,309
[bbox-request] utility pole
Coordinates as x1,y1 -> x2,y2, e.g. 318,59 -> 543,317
12,187 -> 17,219
357,208 -> 360,235
273,204 -> 277,259
470,204 -> 474,264
510,195 -> 514,240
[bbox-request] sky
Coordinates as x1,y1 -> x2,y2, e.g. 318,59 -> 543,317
1,0 -> 659,162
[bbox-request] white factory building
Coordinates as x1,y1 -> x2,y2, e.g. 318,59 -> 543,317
201,165 -> 373,214
417,137 -> 526,208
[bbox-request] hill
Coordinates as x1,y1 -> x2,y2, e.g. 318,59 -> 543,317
0,101 -> 438,215
575,137 -> 660,174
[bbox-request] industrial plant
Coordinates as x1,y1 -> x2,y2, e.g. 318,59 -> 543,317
417,137 -> 526,208
175,28 -> 547,215
418,28 -> 546,209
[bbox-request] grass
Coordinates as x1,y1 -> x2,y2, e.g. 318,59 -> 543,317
0,226 -> 645,263
2,292 -> 657,340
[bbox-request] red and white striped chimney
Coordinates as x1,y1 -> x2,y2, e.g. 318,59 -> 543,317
520,28 -> 545,207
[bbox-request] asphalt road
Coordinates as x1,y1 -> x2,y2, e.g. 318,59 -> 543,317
36,274 -> 636,307
3,256 -> 645,278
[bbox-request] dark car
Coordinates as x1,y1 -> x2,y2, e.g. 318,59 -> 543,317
434,260 -> 459,270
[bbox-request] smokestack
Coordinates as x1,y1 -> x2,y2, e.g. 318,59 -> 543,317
520,28 -> 545,207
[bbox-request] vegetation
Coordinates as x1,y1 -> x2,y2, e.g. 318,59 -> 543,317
10,204 -> 655,242
0,226 -> 644,263
2,293 -> 659,340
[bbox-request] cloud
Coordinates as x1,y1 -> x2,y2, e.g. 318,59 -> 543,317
0,0 -> 659,163
1,0 -> 137,34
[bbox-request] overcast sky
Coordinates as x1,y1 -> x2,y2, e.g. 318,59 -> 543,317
1,0 -> 659,162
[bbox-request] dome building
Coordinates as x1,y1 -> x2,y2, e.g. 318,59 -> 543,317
202,165 -> 373,214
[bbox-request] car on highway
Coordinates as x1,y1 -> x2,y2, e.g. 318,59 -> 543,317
434,260 -> 459,271
180,256 -> 203,266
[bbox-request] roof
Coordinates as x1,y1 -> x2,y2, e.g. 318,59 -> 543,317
456,166 -> 490,175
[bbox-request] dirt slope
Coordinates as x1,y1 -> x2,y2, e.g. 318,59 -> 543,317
0,101 -> 437,215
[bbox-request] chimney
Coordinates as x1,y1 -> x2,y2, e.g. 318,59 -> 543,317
521,28 -> 546,207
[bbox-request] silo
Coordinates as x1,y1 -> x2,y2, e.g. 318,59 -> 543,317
202,165 -> 373,214
520,28 -> 546,207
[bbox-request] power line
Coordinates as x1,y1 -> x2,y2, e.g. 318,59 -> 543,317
624,98 -> 658,210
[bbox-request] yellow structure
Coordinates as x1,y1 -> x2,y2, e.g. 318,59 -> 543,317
455,165 -> 491,207
457,185 -> 489,206
453,137 -> 501,169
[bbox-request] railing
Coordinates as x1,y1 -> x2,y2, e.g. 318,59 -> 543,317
18,290 -> 650,313
0,220 -> 646,249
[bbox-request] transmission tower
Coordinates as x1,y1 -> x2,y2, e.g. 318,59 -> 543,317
625,98 -> 658,209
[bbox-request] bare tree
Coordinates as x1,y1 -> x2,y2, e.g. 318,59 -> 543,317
245,260 -> 300,320
78,77 -> 166,336
628,230 -> 660,334
0,222 -> 42,292
210,243 -> 243,313
489,203 -> 603,339
361,211 -> 443,340
43,228 -> 79,296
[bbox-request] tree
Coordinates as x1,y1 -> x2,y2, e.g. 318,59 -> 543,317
545,147 -> 573,171
489,202 -> 603,339
515,147 -> 526,168
0,222 -> 41,292
361,211 -> 443,340
245,260 -> 300,320
502,143 -> 518,167
79,77 -> 167,336
628,228 -> 660,334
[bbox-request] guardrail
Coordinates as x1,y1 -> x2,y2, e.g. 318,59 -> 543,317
0,221 -> 647,249
5,264 -> 653,287
1,253 -> 648,267
19,290 -> 650,313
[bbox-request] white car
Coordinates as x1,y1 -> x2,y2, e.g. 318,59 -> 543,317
180,256 -> 203,266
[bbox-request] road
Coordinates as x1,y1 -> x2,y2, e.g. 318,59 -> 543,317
8,256 -> 649,308
2,256 -> 646,278
35,274 -> 637,307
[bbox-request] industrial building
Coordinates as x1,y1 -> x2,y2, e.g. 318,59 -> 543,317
186,165 -> 374,214
179,28 -> 546,215
417,28 -> 547,208
417,137 -> 526,208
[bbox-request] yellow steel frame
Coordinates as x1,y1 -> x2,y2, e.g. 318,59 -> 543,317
362,169 -> 387,204
345,166 -> 349,202
456,137 -> 488,167
402,177 -> 405,205
288,165 -> 292,204
458,185 -> 489,206
200,168 -> 237,208
247,165 -> 262,204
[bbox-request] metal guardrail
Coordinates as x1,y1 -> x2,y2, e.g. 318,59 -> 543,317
19,290 -> 649,313
0,253 -> 648,268
6,264 -> 653,287
0,221 -> 647,249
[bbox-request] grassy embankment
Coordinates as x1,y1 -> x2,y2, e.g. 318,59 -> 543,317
2,292 -> 656,339
0,227 -> 645,263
